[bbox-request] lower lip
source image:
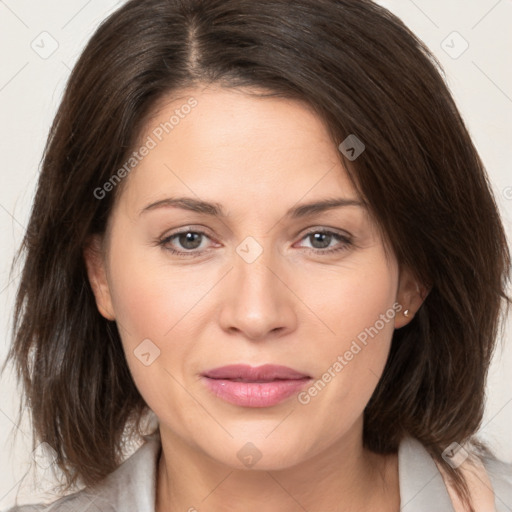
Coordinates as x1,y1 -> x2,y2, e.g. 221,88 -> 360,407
202,377 -> 311,407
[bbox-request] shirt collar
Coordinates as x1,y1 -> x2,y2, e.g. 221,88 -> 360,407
398,436 -> 455,511
87,432 -> 161,511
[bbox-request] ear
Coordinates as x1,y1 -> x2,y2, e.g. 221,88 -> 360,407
394,266 -> 430,329
83,235 -> 115,321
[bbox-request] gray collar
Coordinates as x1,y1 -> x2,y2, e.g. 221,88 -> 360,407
398,436 -> 455,511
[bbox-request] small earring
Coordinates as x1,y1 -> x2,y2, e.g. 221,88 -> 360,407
403,309 -> 410,317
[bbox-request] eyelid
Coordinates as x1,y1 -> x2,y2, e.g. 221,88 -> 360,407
296,225 -> 352,240
160,225 -> 216,240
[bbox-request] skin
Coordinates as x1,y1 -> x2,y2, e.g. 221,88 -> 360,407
85,85 -> 428,512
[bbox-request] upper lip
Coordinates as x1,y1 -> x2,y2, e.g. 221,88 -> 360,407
202,364 -> 311,381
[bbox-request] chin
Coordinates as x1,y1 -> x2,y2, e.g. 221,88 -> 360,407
205,436 -> 313,472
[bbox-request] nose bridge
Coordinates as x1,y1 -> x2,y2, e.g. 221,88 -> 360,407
219,235 -> 296,339
236,241 -> 277,300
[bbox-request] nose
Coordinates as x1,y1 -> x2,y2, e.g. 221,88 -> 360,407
218,242 -> 298,341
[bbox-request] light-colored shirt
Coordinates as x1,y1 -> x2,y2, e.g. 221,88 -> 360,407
5,435 -> 512,511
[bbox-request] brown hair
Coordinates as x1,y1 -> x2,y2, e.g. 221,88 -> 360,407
5,0 -> 510,509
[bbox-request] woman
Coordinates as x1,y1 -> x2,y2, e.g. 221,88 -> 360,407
3,0 -> 511,511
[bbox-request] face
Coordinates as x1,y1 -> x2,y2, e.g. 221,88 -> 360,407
85,85 -> 420,471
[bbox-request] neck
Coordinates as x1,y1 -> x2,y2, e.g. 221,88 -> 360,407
155,422 -> 400,512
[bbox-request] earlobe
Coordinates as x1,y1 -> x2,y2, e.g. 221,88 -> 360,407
394,266 -> 430,329
83,235 -> 116,321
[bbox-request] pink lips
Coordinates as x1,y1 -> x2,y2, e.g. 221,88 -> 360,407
201,364 -> 311,407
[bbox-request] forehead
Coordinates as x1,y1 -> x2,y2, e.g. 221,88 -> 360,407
115,85 -> 361,217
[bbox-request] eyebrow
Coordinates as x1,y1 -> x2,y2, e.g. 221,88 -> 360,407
139,196 -> 365,218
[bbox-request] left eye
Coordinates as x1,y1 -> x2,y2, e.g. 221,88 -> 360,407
295,230 -> 352,254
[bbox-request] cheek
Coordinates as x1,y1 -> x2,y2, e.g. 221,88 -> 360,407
106,231 -> 203,342
106,258 -> 198,427
103,236 -> 186,385
298,253 -> 398,412
299,251 -> 398,355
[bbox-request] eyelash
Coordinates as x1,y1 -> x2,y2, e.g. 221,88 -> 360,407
157,228 -> 353,258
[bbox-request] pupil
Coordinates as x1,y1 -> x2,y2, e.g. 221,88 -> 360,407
180,232 -> 201,249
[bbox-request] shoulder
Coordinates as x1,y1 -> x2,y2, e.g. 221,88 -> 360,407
398,436 -> 512,512
481,453 -> 512,511
435,443 -> 512,512
2,434 -> 161,512
2,492 -> 118,512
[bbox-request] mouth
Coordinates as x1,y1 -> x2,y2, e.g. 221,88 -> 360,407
214,378 -> 298,383
201,364 -> 312,407
201,363 -> 311,381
